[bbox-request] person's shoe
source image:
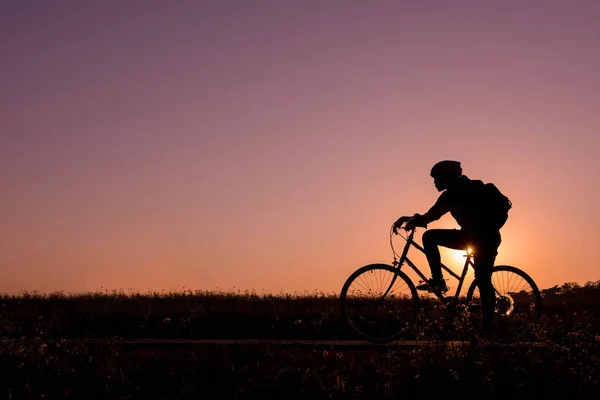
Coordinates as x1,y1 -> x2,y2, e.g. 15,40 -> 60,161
415,278 -> 449,293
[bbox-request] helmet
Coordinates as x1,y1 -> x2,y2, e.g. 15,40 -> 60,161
430,160 -> 462,178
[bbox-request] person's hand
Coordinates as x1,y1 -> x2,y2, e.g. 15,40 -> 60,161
392,216 -> 410,234
404,218 -> 417,231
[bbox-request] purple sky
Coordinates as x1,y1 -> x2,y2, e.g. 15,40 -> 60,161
1,1 -> 599,294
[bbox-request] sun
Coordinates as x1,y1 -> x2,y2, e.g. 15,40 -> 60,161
448,247 -> 473,265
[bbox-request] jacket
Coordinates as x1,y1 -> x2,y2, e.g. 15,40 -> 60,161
416,175 -> 498,236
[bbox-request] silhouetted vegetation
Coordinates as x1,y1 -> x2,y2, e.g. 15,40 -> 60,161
1,281 -> 599,398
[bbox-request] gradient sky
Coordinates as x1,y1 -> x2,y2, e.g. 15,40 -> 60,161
2,1 -> 599,295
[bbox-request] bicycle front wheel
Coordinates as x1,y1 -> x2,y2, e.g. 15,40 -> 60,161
340,264 -> 419,344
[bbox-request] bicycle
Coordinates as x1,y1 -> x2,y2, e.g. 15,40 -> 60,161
339,225 -> 543,343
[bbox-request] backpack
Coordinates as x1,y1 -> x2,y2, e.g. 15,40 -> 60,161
478,183 -> 512,230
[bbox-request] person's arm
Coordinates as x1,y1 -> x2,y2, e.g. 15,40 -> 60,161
411,192 -> 450,227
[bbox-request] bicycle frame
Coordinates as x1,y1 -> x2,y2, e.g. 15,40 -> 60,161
391,228 -> 473,301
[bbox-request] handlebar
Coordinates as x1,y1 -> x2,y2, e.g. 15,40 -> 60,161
392,220 -> 426,236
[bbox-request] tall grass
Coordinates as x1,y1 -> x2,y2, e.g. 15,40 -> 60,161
0,283 -> 599,398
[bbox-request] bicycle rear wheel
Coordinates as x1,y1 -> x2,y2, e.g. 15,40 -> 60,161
340,264 -> 419,344
466,265 -> 543,337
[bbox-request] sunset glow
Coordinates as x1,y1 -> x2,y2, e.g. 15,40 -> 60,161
1,1 -> 599,295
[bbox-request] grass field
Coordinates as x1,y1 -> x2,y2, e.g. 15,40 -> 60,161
1,283 -> 599,399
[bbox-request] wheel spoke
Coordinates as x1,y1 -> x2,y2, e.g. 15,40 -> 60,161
340,265 -> 418,343
467,266 -> 542,339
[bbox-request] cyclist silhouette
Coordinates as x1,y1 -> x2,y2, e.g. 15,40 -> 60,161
393,160 -> 503,335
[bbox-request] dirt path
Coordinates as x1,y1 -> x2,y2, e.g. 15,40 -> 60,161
69,338 -> 545,347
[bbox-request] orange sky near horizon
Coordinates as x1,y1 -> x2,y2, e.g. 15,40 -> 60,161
1,1 -> 599,295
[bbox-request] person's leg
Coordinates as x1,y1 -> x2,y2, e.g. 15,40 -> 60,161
422,229 -> 468,281
473,235 -> 502,334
